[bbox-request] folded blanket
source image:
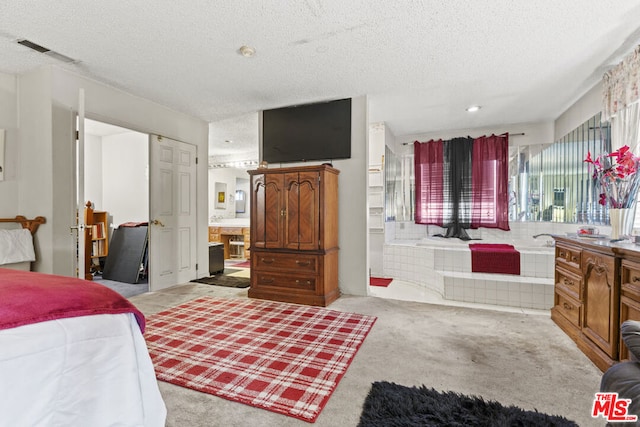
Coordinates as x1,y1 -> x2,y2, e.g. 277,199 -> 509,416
0,268 -> 145,332
0,229 -> 35,265
469,243 -> 521,275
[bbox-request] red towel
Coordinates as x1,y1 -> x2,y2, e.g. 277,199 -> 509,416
370,277 -> 393,287
469,243 -> 520,275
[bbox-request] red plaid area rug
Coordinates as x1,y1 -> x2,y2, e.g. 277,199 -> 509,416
144,296 -> 376,423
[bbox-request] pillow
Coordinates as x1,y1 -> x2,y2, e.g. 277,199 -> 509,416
621,320 -> 640,361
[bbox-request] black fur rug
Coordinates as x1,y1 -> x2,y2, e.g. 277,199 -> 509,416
357,382 -> 578,427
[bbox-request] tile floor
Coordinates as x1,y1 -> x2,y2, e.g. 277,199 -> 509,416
368,277 -> 549,316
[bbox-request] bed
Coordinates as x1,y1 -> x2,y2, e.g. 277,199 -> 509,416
0,268 -> 166,426
0,215 -> 46,270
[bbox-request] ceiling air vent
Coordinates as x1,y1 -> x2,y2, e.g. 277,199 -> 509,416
17,38 -> 77,63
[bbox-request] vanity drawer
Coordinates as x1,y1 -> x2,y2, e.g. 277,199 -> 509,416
621,260 -> 640,291
253,271 -> 316,291
556,244 -> 581,272
555,266 -> 582,300
554,291 -> 581,328
220,227 -> 243,235
208,226 -> 220,242
254,252 -> 318,274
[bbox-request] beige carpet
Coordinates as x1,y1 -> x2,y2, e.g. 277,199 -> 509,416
130,284 -> 602,427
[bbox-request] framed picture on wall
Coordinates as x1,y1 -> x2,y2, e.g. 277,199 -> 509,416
214,182 -> 227,209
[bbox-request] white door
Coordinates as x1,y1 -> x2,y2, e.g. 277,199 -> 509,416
74,89 -> 88,279
149,134 -> 197,291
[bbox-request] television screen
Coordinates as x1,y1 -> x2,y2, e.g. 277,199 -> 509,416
262,98 -> 351,164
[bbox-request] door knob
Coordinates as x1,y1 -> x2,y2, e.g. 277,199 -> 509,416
151,219 -> 165,227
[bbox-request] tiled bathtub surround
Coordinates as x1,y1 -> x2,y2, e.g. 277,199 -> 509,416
382,221 -> 601,310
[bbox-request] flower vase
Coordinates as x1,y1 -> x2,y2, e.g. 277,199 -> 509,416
609,207 -> 636,239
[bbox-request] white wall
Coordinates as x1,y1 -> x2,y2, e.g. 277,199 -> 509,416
0,72 -> 18,218
253,96 -> 369,297
13,66 -> 209,277
100,132 -> 149,226
555,82 -> 602,140
335,95 -> 369,296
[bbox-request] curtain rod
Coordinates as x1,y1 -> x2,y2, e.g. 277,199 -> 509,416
402,132 -> 525,145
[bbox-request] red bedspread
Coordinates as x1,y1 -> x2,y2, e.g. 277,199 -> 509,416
469,243 -> 521,275
0,268 -> 145,331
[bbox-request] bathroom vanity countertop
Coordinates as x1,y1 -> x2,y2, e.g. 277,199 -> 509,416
209,219 -> 250,228
555,234 -> 640,255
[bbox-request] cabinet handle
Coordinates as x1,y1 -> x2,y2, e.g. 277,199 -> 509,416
559,251 -> 566,258
571,256 -> 578,263
563,302 -> 573,310
295,279 -> 312,285
295,260 -> 310,266
261,278 -> 274,284
281,209 -> 286,217
261,258 -> 274,264
563,278 -> 574,287
633,276 -> 640,283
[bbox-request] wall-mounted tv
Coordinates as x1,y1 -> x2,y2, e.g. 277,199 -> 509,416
262,98 -> 351,164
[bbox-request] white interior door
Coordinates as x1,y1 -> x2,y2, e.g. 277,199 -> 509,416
149,134 -> 197,291
74,89 -> 87,279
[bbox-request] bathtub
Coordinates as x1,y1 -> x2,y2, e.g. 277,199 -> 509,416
382,237 -> 555,310
416,236 -> 555,252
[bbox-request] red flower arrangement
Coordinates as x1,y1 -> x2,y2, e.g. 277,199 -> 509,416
585,145 -> 640,208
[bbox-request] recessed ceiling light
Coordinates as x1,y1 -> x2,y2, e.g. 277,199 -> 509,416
466,105 -> 481,113
238,45 -> 256,58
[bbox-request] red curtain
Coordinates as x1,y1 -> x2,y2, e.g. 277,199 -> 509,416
414,140 -> 444,225
414,134 -> 510,234
471,134 -> 510,230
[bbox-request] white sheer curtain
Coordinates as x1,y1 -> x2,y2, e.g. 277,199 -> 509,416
610,102 -> 640,153
603,45 -> 640,229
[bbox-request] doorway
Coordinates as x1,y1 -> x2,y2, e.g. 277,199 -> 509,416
83,119 -> 150,297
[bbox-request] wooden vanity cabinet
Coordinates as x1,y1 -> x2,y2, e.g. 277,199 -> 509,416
248,165 -> 339,307
552,237 -> 627,371
618,255 -> 640,360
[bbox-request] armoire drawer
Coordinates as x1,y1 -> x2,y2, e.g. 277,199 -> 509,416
253,271 -> 316,291
254,252 -> 318,273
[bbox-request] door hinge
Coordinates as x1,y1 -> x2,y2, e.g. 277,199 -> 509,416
195,263 -> 198,270
196,157 -> 198,164
75,130 -> 79,141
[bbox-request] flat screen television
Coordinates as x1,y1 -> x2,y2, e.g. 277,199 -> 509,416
262,98 -> 351,164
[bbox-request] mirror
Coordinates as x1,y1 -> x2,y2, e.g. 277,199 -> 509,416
235,190 -> 246,213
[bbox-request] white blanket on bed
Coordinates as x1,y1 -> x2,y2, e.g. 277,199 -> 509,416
0,313 -> 166,426
0,229 -> 35,265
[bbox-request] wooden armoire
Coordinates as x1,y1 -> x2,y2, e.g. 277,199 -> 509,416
247,164 -> 339,306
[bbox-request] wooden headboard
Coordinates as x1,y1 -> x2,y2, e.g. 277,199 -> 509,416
0,216 -> 46,235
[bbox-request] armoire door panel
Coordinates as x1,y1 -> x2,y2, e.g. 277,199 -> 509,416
296,171 -> 320,251
264,174 -> 284,248
284,173 -> 300,250
251,175 -> 266,248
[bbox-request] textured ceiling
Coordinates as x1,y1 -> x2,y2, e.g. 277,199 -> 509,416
2,1 -> 640,163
